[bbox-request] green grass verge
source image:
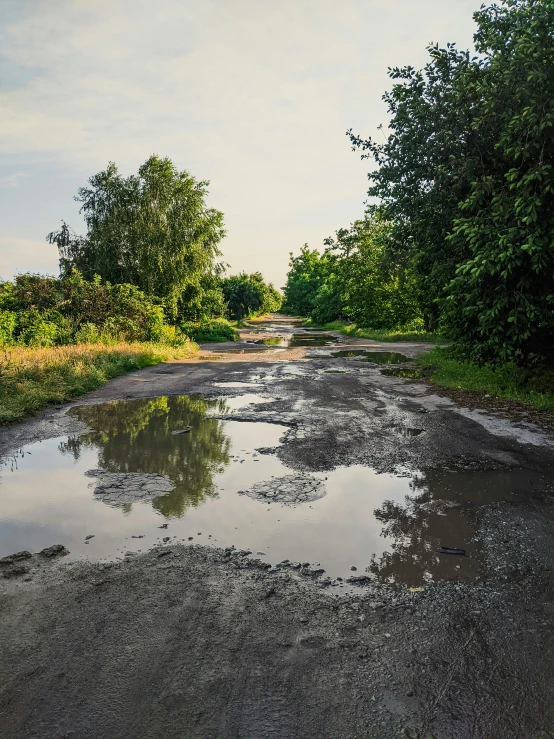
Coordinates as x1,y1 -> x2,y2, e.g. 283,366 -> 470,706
308,320 -> 441,343
418,347 -> 554,412
0,340 -> 198,424
181,319 -> 238,342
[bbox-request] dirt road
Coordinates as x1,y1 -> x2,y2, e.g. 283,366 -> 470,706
1,317 -> 554,738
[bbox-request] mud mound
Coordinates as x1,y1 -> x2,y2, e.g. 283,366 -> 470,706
238,474 -> 326,506
85,470 -> 174,506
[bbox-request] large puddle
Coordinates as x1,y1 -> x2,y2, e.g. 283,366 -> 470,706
1,395 -> 548,587
243,333 -> 338,348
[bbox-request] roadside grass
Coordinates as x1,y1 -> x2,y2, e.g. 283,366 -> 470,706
238,313 -> 279,326
0,340 -> 198,424
181,318 -> 238,342
304,319 -> 441,343
419,347 -> 554,412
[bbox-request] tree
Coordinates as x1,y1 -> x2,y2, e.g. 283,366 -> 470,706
444,0 -> 554,363
221,272 -> 281,320
281,246 -> 331,317
348,43 -> 484,330
282,213 -> 420,328
317,212 -> 420,328
47,156 -> 225,317
349,0 -> 554,362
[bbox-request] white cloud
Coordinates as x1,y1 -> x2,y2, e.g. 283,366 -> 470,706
0,0 -> 483,286
0,171 -> 27,188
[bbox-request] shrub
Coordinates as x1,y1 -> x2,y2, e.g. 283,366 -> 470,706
0,310 -> 17,347
0,271 -> 181,347
18,312 -> 60,348
181,318 -> 238,342
150,323 -> 189,346
221,272 -> 282,320
75,322 -> 103,344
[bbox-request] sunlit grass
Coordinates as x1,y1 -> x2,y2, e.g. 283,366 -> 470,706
419,347 -> 554,412
0,341 -> 197,424
309,320 -> 441,343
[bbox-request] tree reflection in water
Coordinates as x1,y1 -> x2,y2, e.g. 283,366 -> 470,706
61,396 -> 231,518
369,472 -> 481,586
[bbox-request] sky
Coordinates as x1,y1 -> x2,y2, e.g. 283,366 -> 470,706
0,0 -> 483,289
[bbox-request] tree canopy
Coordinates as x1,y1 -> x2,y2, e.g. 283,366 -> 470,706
282,213 -> 420,328
284,0 -> 554,364
47,156 -> 225,317
281,246 -> 332,318
221,273 -> 282,320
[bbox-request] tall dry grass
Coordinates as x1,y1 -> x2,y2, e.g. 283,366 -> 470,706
0,341 -> 197,424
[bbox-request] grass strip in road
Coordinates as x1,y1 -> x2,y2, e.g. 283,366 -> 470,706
418,347 -> 554,412
0,341 -> 198,424
306,320 -> 440,343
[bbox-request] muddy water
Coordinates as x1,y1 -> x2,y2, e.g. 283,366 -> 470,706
239,318 -> 338,348
242,333 -> 338,348
1,395 -> 548,587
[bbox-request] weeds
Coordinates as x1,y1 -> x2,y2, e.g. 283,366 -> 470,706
0,341 -> 197,424
418,347 -> 554,412
312,320 -> 441,343
181,318 -> 238,342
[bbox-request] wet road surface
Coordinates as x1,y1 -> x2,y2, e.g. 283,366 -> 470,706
1,315 -> 554,738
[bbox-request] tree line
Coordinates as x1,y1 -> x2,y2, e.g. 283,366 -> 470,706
283,0 -> 554,365
1,155 -> 281,347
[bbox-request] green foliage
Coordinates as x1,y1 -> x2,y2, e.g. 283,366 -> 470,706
348,46 -> 479,330
221,272 -> 282,320
349,0 -> 554,364
181,318 -> 238,343
281,246 -> 331,317
419,347 -> 554,412
0,271 -> 187,347
74,322 -> 103,344
178,274 -> 227,323
0,310 -> 17,346
319,213 -> 420,328
318,321 -> 439,343
443,0 -> 554,363
19,315 -> 60,348
283,213 -> 421,329
47,155 -> 226,317
0,341 -> 197,425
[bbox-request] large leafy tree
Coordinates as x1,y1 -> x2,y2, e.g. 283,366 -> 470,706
48,156 -> 225,317
316,212 -> 420,328
348,44 -> 485,330
281,245 -> 331,317
350,0 -> 554,362
444,0 -> 554,362
221,272 -> 281,320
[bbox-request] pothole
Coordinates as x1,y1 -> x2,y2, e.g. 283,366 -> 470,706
1,396 -> 552,587
389,425 -> 425,438
242,333 -> 338,348
213,381 -> 263,388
